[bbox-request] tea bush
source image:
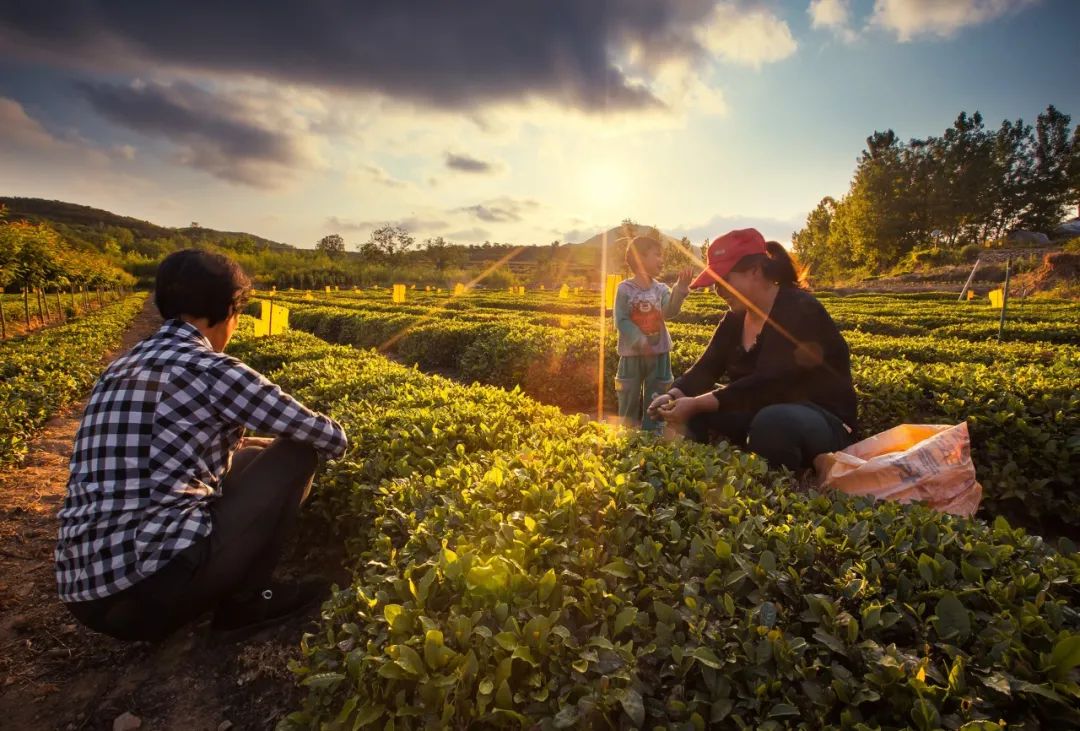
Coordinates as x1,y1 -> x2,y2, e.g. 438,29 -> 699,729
227,328 -> 1080,730
0,294 -> 147,467
275,295 -> 1079,535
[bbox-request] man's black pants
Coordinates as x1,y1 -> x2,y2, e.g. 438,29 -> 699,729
65,438 -> 318,641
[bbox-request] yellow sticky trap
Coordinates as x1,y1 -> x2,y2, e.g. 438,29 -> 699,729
517,286 -> 525,295
540,284 -> 545,291
268,304 -> 289,334
559,284 -> 570,299
454,283 -> 466,296
392,284 -> 407,303
304,292 -> 314,301
325,286 -> 331,293
508,286 -> 514,293
966,290 -> 974,301
425,286 -> 431,292
988,288 -> 1004,308
605,274 -> 622,309
253,319 -> 269,337
260,300 -> 271,320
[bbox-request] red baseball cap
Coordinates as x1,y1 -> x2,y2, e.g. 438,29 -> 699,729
690,228 -> 768,289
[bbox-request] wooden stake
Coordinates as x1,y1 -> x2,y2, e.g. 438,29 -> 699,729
598,229 -> 607,422
997,256 -> 1011,341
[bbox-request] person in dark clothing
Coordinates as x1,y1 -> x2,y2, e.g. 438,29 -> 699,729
649,228 -> 857,473
57,249 -> 348,642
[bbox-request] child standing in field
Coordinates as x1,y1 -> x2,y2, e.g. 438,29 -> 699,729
615,235 -> 693,432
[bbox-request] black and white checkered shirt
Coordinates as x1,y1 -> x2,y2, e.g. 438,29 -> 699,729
56,319 -> 347,603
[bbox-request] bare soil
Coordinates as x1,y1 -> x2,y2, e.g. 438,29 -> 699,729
0,299 -> 345,730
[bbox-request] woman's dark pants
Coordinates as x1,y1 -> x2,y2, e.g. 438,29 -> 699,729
686,401 -> 852,471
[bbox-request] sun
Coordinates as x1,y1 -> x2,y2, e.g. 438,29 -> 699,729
578,162 -> 632,212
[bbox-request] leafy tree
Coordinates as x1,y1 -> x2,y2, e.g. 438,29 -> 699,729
1069,124 -> 1080,216
792,196 -> 839,278
984,117 -> 1034,240
662,236 -> 695,273
1020,105 -> 1074,231
364,225 -> 415,265
792,104 -> 1077,278
423,236 -> 465,271
316,233 -> 346,257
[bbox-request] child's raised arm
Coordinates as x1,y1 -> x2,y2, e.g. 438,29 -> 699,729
663,267 -> 693,318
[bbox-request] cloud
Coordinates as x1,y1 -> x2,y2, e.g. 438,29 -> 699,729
355,163 -> 410,189
808,0 -> 859,42
871,0 -> 1039,41
445,227 -> 492,242
0,2 -> 797,117
0,97 -> 67,152
78,79 -> 315,187
561,227 -> 601,243
326,215 -> 449,235
0,96 -> 162,206
445,152 -> 500,174
0,96 -> 112,164
697,4 -> 798,69
456,197 -> 541,223
667,212 -> 807,248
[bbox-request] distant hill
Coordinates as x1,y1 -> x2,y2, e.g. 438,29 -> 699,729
0,197 -> 293,253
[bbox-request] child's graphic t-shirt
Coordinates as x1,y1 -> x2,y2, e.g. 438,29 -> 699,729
615,280 -> 680,356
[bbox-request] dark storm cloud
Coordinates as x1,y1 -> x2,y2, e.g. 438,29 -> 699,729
77,79 -> 307,186
0,0 -> 723,112
445,152 -> 498,174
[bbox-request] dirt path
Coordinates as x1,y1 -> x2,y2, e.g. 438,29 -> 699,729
0,299 -> 342,730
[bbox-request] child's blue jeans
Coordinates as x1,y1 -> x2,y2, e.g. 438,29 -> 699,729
616,353 -> 673,432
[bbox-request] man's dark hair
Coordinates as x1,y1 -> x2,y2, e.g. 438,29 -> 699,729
154,249 -> 252,325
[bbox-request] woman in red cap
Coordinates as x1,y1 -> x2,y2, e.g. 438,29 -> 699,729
647,228 -> 857,476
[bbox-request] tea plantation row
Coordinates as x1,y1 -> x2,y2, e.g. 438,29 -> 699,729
226,326 -> 1080,730
0,294 -> 147,467
270,289 -> 1080,344
265,295 -> 1079,537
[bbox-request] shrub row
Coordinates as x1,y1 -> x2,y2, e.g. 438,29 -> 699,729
0,294 -> 147,467
280,302 -> 1080,536
225,328 -> 1080,730
269,290 -> 1080,344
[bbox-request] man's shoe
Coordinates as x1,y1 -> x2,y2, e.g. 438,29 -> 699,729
210,576 -> 330,642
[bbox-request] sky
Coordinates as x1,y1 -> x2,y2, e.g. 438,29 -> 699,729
0,0 -> 1078,250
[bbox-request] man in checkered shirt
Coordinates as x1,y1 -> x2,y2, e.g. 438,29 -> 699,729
57,249 -> 348,642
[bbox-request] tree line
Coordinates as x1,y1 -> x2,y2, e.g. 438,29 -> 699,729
1,198 -> 702,294
0,213 -> 136,338
792,104 -> 1080,280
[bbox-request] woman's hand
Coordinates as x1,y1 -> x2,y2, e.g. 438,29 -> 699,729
646,393 -> 674,418
656,396 -> 699,423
